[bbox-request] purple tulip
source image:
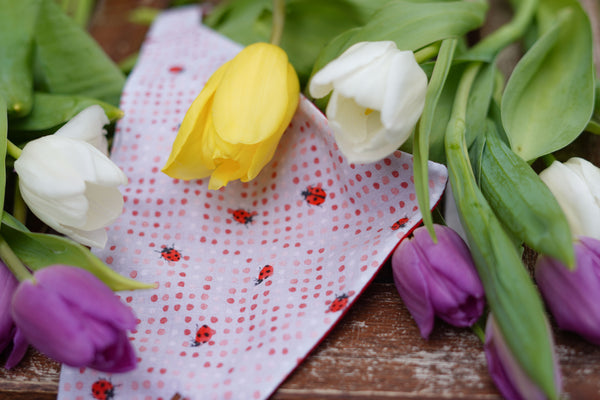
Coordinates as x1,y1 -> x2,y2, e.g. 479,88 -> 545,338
484,314 -> 561,400
535,236 -> 600,345
11,265 -> 137,372
391,224 -> 485,338
0,262 -> 28,369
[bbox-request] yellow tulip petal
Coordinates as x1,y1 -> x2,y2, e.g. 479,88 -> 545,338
162,61 -> 230,179
212,43 -> 294,145
209,159 -> 242,190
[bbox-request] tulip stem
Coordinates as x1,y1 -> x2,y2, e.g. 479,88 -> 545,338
6,140 -> 22,160
471,321 -> 486,343
12,179 -> 27,225
0,234 -> 32,282
414,42 -> 441,64
270,0 -> 285,46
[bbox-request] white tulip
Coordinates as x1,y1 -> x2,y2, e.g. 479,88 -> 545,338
14,136 -> 128,248
309,41 -> 427,163
539,157 -> 600,240
54,105 -> 110,155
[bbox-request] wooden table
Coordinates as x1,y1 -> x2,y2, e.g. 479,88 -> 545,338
2,1 -> 600,399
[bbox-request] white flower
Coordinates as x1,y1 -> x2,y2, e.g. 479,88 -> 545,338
539,157 -> 600,240
14,135 -> 128,248
309,41 -> 427,163
54,105 -> 110,155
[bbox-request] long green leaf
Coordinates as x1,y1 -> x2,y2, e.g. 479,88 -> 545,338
1,213 -> 153,292
479,122 -> 574,267
34,0 -> 126,106
414,38 -> 457,240
446,64 -> 559,400
501,1 -> 595,161
0,99 -> 7,213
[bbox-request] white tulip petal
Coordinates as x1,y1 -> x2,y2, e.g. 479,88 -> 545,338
540,161 -> 600,240
381,50 -> 427,132
54,105 -> 110,154
309,41 -> 397,99
19,183 -> 89,228
565,157 -> 600,208
81,183 -> 124,231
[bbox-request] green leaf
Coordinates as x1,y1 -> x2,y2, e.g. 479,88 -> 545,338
414,38 -> 457,240
479,122 -> 574,267
34,0 -> 126,106
9,92 -> 123,141
501,2 -> 595,161
1,214 -> 153,292
465,61 -> 496,147
0,0 -> 41,117
311,0 -> 487,78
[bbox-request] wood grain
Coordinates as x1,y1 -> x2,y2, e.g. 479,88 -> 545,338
1,1 -> 600,399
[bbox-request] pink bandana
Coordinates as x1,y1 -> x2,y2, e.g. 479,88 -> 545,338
58,6 -> 447,400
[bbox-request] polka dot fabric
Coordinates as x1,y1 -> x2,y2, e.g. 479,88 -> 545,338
58,6 -> 448,400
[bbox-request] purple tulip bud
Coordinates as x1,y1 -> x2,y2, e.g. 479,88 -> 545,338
391,224 -> 485,338
535,236 -> 600,345
11,265 -> 138,373
484,314 -> 561,400
0,262 -> 28,369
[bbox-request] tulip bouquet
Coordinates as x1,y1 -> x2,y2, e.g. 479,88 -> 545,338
200,0 -> 600,398
0,0 -> 152,372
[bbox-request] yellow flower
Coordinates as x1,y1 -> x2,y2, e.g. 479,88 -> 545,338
162,43 -> 300,189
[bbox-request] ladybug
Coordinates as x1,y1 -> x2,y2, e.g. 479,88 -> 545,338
232,209 -> 257,225
168,65 -> 184,73
391,217 -> 409,230
91,378 -> 115,400
191,324 -> 216,347
328,293 -> 349,312
302,185 -> 326,206
254,264 -> 274,285
157,245 -> 182,262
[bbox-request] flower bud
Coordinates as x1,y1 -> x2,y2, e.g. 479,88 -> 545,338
539,157 -> 600,240
391,224 -> 485,338
484,314 -> 562,400
14,135 -> 128,248
309,41 -> 427,163
162,42 -> 300,190
11,265 -> 137,372
535,236 -> 600,345
53,105 -> 110,155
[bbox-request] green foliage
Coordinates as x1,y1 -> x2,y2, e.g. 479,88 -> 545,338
1,213 -> 153,292
34,0 -> 126,106
501,0 -> 595,161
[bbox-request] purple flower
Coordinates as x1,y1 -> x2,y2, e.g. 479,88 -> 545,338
535,236 -> 600,345
0,262 -> 28,369
391,224 -> 485,338
484,314 -> 561,400
11,265 -> 137,372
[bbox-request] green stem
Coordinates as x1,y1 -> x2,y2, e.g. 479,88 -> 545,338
414,42 -> 441,64
586,118 -> 600,135
270,0 -> 285,46
468,0 -> 539,60
6,140 -> 22,159
541,153 -> 557,167
0,234 -> 32,282
13,178 -> 27,225
471,321 -> 486,343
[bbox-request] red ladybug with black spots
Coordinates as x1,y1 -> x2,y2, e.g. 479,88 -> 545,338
232,209 -> 257,226
302,185 -> 326,206
191,324 -> 216,346
328,293 -> 349,312
91,378 -> 115,400
254,264 -> 274,285
157,245 -> 182,262
391,217 -> 409,230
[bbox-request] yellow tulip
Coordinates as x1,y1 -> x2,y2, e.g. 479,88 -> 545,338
162,42 -> 300,190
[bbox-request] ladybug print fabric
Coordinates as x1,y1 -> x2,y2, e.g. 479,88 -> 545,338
57,7 -> 448,400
